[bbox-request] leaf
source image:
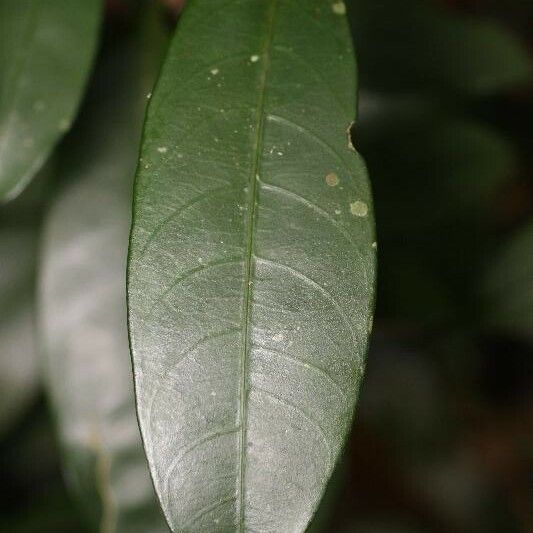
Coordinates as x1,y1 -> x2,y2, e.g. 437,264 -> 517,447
0,227 -> 39,437
481,219 -> 533,340
128,1 -> 376,531
39,37 -> 168,532
0,0 -> 102,201
349,0 -> 532,95
358,105 -> 517,236
356,94 -> 518,325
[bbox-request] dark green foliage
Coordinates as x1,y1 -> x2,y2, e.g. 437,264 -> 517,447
1,1 -> 532,532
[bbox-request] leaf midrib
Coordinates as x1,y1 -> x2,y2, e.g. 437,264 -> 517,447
238,1 -> 279,530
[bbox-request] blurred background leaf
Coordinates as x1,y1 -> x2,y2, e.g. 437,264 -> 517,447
0,0 -> 102,200
38,6 -> 169,532
0,227 -> 39,438
481,219 -> 533,341
348,0 -> 531,96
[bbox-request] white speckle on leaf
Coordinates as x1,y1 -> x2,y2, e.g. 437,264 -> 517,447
211,391 -> 217,397
335,208 -> 342,215
350,200 -> 368,217
157,146 -> 168,153
177,153 -> 183,158
250,54 -> 260,63
372,241 -> 378,249
277,151 -> 284,156
273,333 -> 284,342
332,1 -> 346,15
211,68 -> 219,76
146,92 -> 152,99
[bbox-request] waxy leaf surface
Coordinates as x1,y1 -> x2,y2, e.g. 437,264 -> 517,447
128,1 -> 376,531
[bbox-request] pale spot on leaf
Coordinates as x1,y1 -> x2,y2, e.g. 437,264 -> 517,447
210,68 -> 219,76
250,54 -> 260,63
325,172 -> 339,187
157,146 -> 168,153
350,200 -> 368,217
332,1 -> 346,15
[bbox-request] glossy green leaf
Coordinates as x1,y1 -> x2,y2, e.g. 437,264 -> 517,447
39,39 -> 167,532
128,1 -> 376,531
0,0 -> 101,201
0,226 -> 39,437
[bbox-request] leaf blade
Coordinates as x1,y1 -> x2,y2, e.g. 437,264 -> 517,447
129,1 -> 376,531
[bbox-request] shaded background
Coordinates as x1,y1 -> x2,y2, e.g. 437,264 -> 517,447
1,0 -> 531,531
